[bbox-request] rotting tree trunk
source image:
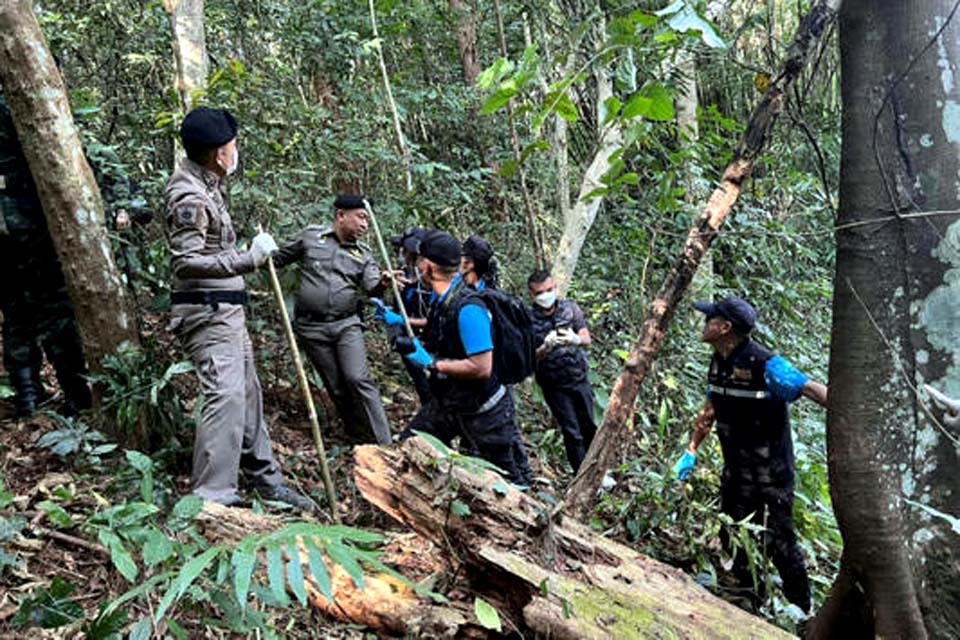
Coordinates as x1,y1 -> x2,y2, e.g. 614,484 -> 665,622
162,0 -> 207,112
450,0 -> 481,86
551,55 -> 623,297
807,2 -> 960,637
0,0 -> 139,377
562,0 -> 842,519
196,503 -> 476,637
354,438 -> 793,638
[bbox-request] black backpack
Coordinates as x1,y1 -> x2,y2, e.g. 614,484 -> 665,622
475,288 -> 536,385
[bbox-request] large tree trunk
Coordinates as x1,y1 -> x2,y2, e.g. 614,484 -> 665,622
450,0 -> 481,86
562,0 -> 841,518
809,2 -> 960,636
0,0 -> 139,376
162,0 -> 208,112
354,438 -> 793,639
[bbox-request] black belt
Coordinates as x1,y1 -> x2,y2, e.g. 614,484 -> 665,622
295,308 -> 356,324
171,290 -> 248,308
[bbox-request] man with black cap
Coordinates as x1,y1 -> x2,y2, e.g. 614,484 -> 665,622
375,226 -> 432,403
164,106 -> 313,511
272,195 -> 394,444
399,230 -> 533,486
461,235 -> 498,291
673,295 -> 827,613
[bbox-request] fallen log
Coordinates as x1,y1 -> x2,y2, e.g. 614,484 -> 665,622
355,437 -> 794,639
196,502 -> 474,637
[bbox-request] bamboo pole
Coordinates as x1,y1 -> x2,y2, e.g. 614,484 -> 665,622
258,226 -> 339,522
363,198 -> 416,339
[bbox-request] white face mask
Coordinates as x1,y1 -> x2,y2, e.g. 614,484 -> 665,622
534,290 -> 557,309
220,148 -> 238,175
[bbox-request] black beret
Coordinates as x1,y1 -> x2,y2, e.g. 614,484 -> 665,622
419,230 -> 461,267
334,194 -> 370,210
462,235 -> 494,264
180,107 -> 238,148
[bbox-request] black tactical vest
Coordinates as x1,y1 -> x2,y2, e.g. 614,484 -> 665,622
424,278 -> 500,413
531,300 -> 588,387
708,339 -> 794,485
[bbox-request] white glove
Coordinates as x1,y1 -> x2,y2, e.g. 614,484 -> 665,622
250,231 -> 279,266
556,327 -> 582,346
543,330 -> 560,349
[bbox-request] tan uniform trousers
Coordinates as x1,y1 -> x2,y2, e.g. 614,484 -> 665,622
295,316 -> 392,445
171,303 -> 283,503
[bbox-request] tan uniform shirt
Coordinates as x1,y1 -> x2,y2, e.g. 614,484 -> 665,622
164,159 -> 255,292
274,225 -> 381,318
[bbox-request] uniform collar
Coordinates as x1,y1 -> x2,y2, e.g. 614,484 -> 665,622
184,158 -> 223,192
715,337 -> 751,365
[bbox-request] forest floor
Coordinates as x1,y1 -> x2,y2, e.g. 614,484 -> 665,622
0,315 -> 774,638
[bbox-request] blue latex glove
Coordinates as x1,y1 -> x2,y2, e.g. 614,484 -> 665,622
764,355 -> 809,403
404,338 -> 434,369
371,298 -> 405,327
673,451 -> 696,481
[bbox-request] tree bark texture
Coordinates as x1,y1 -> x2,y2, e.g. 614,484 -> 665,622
162,0 -> 208,111
551,59 -> 624,297
815,2 -> 960,636
196,503 -> 476,637
562,0 -> 841,519
450,0 -> 481,86
354,438 -> 794,639
0,0 -> 139,376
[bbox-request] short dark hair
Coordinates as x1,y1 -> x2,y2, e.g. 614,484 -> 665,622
528,269 -> 552,287
183,141 -> 217,165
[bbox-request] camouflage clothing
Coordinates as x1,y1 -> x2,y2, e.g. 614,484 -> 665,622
0,94 -> 92,413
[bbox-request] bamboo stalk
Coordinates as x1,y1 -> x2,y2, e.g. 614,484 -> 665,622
258,226 -> 339,522
363,198 -> 415,339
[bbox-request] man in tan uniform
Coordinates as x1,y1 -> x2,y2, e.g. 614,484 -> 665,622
164,107 -> 314,510
273,195 -> 393,444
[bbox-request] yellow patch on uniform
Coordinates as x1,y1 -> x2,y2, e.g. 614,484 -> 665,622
345,247 -> 365,263
732,367 -> 752,381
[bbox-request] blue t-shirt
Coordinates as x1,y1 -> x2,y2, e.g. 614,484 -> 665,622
458,304 -> 493,355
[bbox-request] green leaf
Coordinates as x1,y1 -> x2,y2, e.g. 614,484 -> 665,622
232,542 -> 258,610
450,499 -> 471,517
306,538 -> 333,604
155,545 -> 224,622
266,540 -> 290,606
615,50 -> 637,93
480,85 -> 517,115
142,528 -> 174,567
327,541 -> 365,589
474,597 -> 502,632
12,577 -> 83,629
476,57 -> 514,90
286,543 -> 308,606
37,500 -> 73,529
171,495 -> 204,521
125,450 -> 153,474
623,83 -> 675,122
413,430 -> 452,456
666,5 -> 726,49
110,539 -> 139,583
491,481 -> 509,496
129,616 -> 152,640
600,96 -> 622,127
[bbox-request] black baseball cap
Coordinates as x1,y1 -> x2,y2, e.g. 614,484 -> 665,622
694,295 -> 757,333
391,227 -> 428,254
419,230 -> 461,267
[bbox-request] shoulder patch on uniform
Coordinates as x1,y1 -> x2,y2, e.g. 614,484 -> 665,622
176,203 -> 199,226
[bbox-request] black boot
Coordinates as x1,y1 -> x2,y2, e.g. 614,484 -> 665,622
45,333 -> 92,415
10,367 -> 42,417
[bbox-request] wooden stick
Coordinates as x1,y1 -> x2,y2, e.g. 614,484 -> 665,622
362,198 -> 416,339
258,226 -> 339,522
